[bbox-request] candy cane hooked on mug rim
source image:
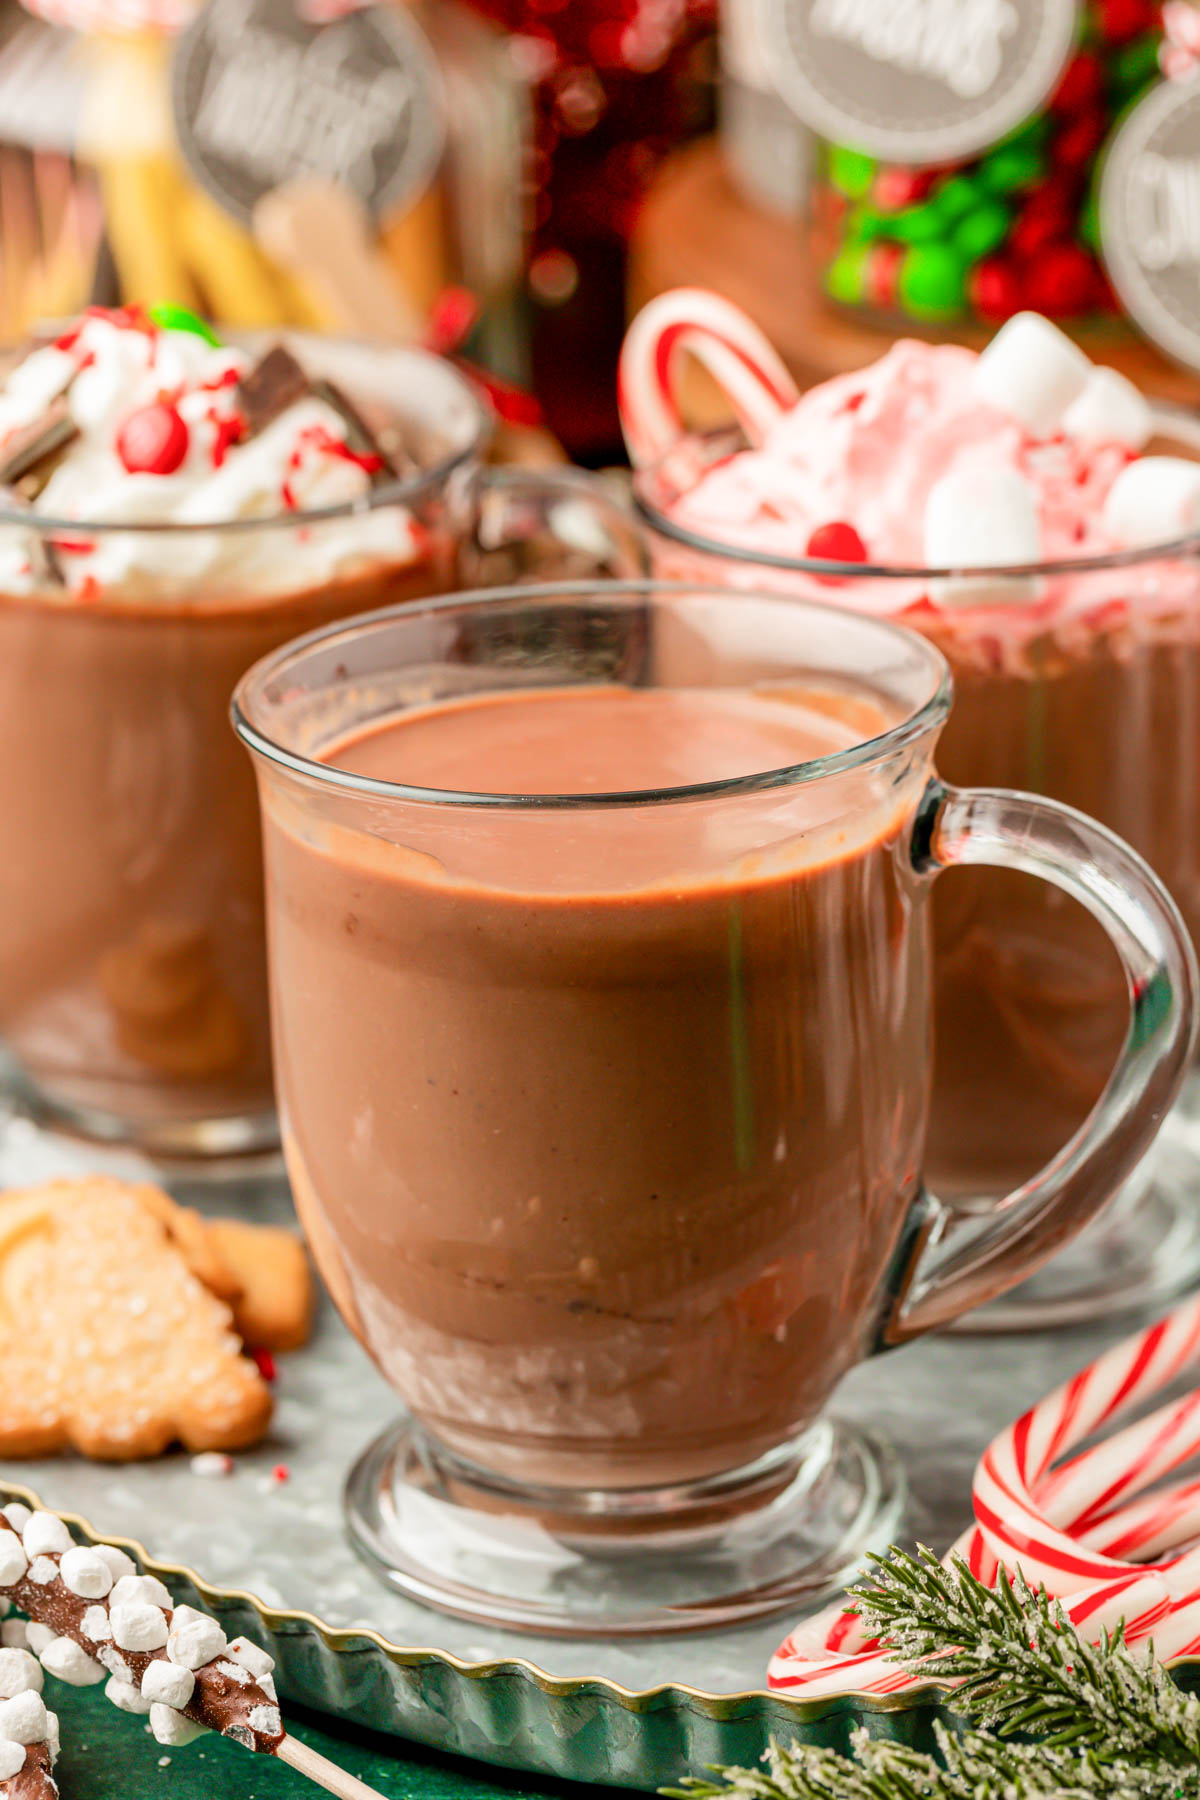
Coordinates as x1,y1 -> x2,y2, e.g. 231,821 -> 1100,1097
768,1293 -> 1200,1697
618,288 -> 799,468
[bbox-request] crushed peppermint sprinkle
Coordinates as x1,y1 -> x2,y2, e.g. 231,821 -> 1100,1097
250,1349 -> 277,1384
269,1464 -> 290,1486
189,1453 -> 234,1480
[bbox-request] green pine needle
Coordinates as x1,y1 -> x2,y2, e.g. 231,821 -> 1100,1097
664,1548 -> 1200,1800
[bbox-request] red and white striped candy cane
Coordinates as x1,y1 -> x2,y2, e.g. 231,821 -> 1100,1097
768,1294 -> 1200,1698
617,288 -> 799,468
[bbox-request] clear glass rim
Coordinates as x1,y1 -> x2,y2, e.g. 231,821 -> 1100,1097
231,579 -> 952,812
630,423 -> 1200,582
0,344 -> 491,536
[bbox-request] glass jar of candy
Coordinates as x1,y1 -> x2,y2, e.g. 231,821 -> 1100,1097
804,0 -> 1163,329
813,0 -> 1158,329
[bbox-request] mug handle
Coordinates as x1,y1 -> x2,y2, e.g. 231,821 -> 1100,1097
878,780 -> 1199,1344
458,466 -> 649,585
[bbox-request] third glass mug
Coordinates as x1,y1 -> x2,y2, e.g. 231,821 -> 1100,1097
234,581 -> 1194,1634
0,335 -> 640,1162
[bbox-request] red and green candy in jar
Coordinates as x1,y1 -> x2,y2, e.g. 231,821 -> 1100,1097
818,0 -> 1162,327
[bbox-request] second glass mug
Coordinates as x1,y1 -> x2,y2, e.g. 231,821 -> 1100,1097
0,334 -> 642,1162
233,581 -> 1195,1634
633,421 -> 1200,1328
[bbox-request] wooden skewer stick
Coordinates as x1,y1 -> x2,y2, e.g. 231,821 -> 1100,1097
253,177 -> 423,344
278,1732 -> 391,1799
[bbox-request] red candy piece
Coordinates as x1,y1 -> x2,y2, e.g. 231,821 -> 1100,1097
806,520 -> 868,564
872,166 -> 936,211
866,240 -> 905,310
970,257 -> 1023,323
1051,50 -> 1104,117
251,1347 -> 277,1382
115,401 -> 189,475
1010,195 -> 1074,262
1054,110 -> 1111,170
1097,0 -> 1156,40
1025,242 -> 1097,317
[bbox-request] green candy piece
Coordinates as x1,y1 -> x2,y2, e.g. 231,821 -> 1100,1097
1079,187 -> 1101,251
1113,33 -> 1161,97
933,173 -> 981,222
827,145 -> 876,199
978,141 -> 1045,195
898,243 -> 967,320
953,198 -> 1012,261
825,243 -> 871,305
148,302 -> 220,345
844,203 -> 886,243
889,199 -> 946,242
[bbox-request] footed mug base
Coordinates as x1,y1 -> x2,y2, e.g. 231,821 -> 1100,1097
344,1413 -> 905,1637
0,1052 -> 284,1195
948,1075 -> 1200,1334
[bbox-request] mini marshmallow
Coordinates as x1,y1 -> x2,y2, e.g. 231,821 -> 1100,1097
215,1659 -> 251,1685
2,1506 -> 30,1535
248,1703 -> 282,1737
44,1710 -> 58,1764
149,1702 -> 208,1747
92,1544 -> 136,1584
110,1573 -> 173,1612
1102,456 -> 1200,547
166,1606 -> 226,1670
22,1627 -> 53,1658
26,1557 -> 57,1586
59,1546 -> 114,1600
1,1600 -> 9,1617
80,1606 -> 112,1643
110,1603 -> 169,1654
0,1539 -> 27,1589
971,312 -> 1092,437
925,465 -> 1042,606
141,1661 -> 195,1710
0,1690 -> 46,1744
38,1636 -> 105,1687
0,1624 -> 27,1652
0,1742 -> 23,1781
1062,366 -> 1153,450
97,1646 -> 131,1683
104,1674 -> 150,1716
0,1650 -> 41,1699
225,1636 -> 274,1680
21,1514 -> 71,1559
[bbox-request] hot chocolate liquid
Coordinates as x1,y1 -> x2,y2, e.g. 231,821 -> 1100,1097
263,683 -> 932,1489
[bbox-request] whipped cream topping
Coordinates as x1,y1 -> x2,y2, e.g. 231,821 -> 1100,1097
668,339 -> 1136,569
0,308 -> 422,600
656,318 -> 1200,624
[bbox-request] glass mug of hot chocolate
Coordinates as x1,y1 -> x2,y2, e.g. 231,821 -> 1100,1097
622,294 -> 1200,1328
234,580 -> 1194,1635
0,308 -> 639,1160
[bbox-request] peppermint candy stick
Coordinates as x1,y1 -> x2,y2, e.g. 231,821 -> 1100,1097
770,1296 -> 1200,1697
0,1505 -> 384,1800
618,288 -> 798,467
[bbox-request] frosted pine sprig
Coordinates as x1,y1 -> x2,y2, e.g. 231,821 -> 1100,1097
668,1549 -> 1200,1800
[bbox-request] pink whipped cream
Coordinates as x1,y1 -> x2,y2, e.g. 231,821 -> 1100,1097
645,316 -> 1200,628
671,341 -> 1133,566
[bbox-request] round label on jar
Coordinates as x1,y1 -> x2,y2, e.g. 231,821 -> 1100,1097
1100,78 -> 1200,374
753,0 -> 1079,165
172,0 -> 446,226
